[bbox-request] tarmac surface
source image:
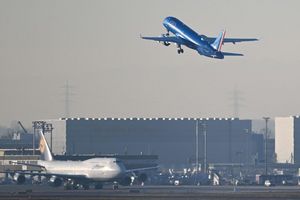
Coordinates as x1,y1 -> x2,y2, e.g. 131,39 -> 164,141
1,184 -> 300,199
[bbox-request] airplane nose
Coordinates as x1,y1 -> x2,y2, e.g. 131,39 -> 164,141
115,163 -> 126,178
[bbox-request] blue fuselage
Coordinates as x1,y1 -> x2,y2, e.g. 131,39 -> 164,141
163,17 -> 223,59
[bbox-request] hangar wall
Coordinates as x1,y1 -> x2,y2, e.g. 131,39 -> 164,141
40,118 -> 261,168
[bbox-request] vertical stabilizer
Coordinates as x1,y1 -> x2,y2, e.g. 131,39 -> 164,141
211,30 -> 226,51
38,130 -> 53,161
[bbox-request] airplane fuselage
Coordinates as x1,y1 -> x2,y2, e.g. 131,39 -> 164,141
141,16 -> 257,58
38,158 -> 125,182
162,17 -> 224,59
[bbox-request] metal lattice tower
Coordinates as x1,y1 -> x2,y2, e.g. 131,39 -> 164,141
230,86 -> 244,118
62,81 -> 75,118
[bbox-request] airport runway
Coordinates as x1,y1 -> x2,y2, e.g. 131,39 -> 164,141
1,185 -> 300,200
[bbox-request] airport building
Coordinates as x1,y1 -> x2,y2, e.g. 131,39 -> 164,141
275,116 -> 300,164
0,132 -> 33,149
35,118 -> 264,168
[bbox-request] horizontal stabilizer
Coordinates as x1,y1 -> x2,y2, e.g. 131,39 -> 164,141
223,38 -> 258,44
222,52 -> 244,56
206,37 -> 258,44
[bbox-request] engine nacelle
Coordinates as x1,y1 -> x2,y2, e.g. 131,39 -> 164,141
49,176 -> 63,187
13,174 -> 26,184
161,34 -> 170,46
137,173 -> 147,183
119,176 -> 132,186
163,41 -> 170,46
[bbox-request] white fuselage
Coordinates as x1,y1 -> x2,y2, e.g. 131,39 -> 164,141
38,158 -> 125,181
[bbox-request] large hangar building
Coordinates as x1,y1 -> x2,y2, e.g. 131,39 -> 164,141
39,118 -> 262,168
275,116 -> 300,164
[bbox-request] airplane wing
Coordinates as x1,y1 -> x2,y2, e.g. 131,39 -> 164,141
140,35 -> 184,44
206,37 -> 258,44
222,52 -> 244,56
3,162 -> 87,179
125,166 -> 158,173
12,161 -> 45,169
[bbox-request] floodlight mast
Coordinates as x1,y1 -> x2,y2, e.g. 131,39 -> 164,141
263,117 -> 270,175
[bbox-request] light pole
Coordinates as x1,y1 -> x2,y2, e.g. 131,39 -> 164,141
263,117 -> 270,175
244,129 -> 249,165
202,121 -> 207,174
195,119 -> 199,174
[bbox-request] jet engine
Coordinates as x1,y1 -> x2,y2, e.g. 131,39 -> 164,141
13,173 -> 26,184
119,176 -> 132,186
49,176 -> 63,187
161,34 -> 170,46
163,41 -> 170,46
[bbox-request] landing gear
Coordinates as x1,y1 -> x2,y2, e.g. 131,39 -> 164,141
162,33 -> 170,37
162,30 -> 170,38
177,44 -> 184,54
64,181 -> 73,190
63,180 -> 80,190
112,181 -> 119,190
163,29 -> 170,37
177,48 -> 184,54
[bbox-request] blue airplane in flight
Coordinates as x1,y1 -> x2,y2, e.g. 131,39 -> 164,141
141,16 -> 258,59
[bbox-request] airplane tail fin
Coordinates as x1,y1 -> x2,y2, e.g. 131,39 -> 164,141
211,30 -> 226,51
38,130 -> 53,161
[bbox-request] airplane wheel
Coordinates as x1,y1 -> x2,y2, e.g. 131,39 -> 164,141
113,184 -> 119,190
177,49 -> 184,54
73,184 -> 80,190
64,182 -> 73,190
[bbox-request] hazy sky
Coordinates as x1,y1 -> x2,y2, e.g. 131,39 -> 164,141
1,0 -> 300,127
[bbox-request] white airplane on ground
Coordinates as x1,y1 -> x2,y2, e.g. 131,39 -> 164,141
4,130 -> 157,190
